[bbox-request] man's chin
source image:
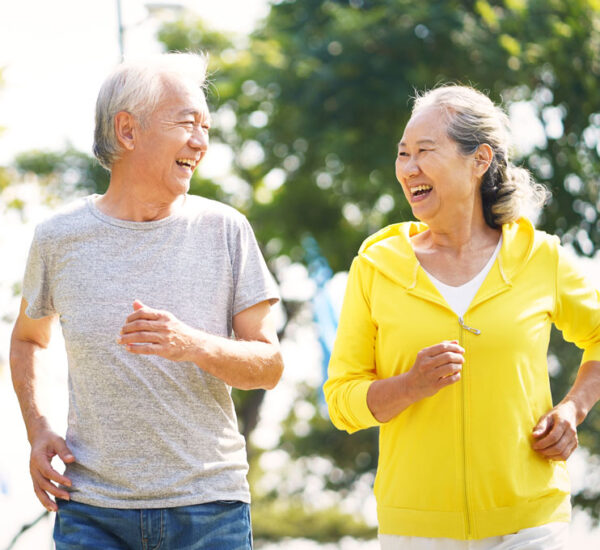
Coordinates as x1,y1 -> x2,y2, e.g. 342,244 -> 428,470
170,179 -> 191,196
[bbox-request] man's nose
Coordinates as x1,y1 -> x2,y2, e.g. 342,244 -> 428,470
189,127 -> 208,151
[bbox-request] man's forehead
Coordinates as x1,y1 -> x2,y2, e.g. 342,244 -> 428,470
157,83 -> 210,119
159,74 -> 207,102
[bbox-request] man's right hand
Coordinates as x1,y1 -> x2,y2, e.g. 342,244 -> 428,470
30,428 -> 75,512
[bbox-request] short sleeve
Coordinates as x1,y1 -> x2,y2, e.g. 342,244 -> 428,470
551,242 -> 600,364
231,216 -> 279,316
22,226 -> 56,319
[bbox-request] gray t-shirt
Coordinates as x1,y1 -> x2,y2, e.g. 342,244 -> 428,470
22,194 -> 279,508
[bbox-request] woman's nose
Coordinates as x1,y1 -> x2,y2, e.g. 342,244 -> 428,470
398,156 -> 420,178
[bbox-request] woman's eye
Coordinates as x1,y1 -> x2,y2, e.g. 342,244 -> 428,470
397,151 -> 408,157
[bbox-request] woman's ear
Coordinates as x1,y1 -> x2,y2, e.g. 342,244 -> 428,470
474,143 -> 493,177
114,111 -> 137,151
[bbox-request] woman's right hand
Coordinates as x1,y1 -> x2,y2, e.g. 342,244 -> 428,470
367,340 -> 464,423
405,340 -> 465,401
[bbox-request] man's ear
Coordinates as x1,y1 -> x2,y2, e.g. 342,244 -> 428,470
474,143 -> 493,178
114,111 -> 137,151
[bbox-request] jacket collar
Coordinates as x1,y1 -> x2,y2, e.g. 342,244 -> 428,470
358,221 -> 423,288
358,218 -> 537,307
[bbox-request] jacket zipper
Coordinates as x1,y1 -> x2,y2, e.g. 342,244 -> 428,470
458,315 -> 481,538
459,316 -> 481,335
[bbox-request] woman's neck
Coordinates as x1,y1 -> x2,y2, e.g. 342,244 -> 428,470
413,212 -> 500,257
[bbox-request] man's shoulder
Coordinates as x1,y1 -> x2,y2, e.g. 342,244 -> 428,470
34,196 -> 93,240
184,195 -> 248,226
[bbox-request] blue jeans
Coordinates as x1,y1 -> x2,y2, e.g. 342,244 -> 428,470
53,499 -> 252,550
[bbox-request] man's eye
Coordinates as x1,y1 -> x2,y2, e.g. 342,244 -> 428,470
397,151 -> 408,157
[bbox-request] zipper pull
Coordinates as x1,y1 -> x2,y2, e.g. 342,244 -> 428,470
459,316 -> 481,335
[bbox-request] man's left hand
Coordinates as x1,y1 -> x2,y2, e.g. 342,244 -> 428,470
118,300 -> 200,362
531,401 -> 578,461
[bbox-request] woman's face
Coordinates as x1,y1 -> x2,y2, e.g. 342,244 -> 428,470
395,106 -> 481,225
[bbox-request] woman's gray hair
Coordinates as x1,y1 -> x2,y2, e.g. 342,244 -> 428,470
412,85 -> 549,228
93,52 -> 208,171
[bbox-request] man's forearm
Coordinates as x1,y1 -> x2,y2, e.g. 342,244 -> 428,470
119,300 -> 284,390
10,338 -> 51,442
188,329 -> 283,390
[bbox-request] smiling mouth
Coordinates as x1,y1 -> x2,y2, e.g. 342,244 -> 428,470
411,184 -> 432,197
176,158 -> 197,170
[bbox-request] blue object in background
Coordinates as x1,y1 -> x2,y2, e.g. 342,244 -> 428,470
0,472 -> 9,496
303,236 -> 339,390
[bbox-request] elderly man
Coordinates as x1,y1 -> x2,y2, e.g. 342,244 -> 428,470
10,52 -> 283,549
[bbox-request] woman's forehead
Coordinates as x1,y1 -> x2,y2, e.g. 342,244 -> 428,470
400,107 -> 448,143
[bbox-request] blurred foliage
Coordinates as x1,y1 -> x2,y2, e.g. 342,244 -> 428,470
0,166 -> 10,192
8,0 -> 600,538
15,147 -> 110,195
278,384 -> 379,492
251,500 -> 377,541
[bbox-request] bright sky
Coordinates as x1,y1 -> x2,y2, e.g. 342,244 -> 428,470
0,0 -> 270,164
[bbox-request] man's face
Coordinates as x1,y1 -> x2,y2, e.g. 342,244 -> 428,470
132,75 -> 210,201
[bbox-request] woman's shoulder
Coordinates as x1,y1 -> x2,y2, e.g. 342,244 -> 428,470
358,221 -> 427,255
352,222 -> 426,286
500,217 -> 565,280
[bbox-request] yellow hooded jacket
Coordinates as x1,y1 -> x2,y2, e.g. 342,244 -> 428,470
324,218 -> 600,540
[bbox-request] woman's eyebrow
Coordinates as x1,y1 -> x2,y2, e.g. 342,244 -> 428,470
398,138 -> 436,147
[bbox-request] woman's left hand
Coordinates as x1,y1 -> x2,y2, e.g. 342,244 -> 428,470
531,402 -> 578,460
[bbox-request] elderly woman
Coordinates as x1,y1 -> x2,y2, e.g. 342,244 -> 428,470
324,85 -> 600,549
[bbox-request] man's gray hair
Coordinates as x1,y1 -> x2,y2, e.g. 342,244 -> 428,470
93,52 -> 208,171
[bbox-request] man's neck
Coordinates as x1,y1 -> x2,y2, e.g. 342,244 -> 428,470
96,174 -> 184,222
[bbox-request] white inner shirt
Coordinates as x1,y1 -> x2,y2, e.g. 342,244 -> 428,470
422,236 -> 503,317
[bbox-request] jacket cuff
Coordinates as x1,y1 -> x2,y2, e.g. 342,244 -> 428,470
347,380 -> 381,430
582,342 -> 600,364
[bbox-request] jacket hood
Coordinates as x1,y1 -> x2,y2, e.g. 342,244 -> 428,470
358,217 -> 537,289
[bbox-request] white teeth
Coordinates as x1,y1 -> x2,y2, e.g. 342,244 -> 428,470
176,158 -> 196,168
411,185 -> 432,196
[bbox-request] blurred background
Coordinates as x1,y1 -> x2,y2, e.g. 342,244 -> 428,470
1,0 -> 600,548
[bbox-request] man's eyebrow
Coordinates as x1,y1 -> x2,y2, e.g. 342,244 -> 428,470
177,108 -> 201,117
175,108 -> 212,124
177,107 -> 209,116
